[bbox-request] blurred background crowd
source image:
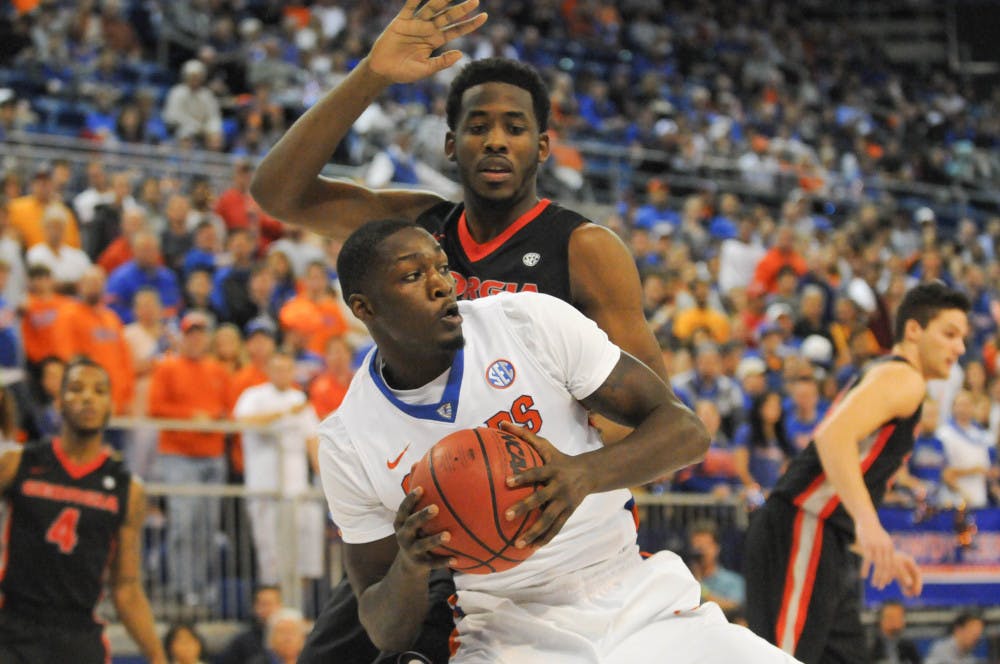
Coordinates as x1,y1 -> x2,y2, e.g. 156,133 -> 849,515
2,0 -> 1000,661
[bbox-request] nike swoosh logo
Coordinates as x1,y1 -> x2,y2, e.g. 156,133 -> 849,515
386,444 -> 411,470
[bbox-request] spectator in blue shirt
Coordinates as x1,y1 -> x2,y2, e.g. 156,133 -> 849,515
106,231 -> 181,323
673,342 -> 746,438
909,398 -> 950,505
687,520 -> 746,617
784,372 -> 827,452
634,178 -> 680,235
734,390 -> 795,492
182,220 -> 221,278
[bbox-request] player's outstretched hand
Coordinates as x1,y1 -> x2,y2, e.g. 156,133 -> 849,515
367,0 -> 488,84
394,486 -> 453,571
499,421 -> 593,550
892,550 -> 923,597
855,516 -> 896,590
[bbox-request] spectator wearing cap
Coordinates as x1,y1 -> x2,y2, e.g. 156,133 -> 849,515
123,287 -> 175,479
163,59 -> 223,145
925,612 -> 986,664
53,267 -> 134,415
733,390 -> 794,492
106,231 -> 180,324
25,205 -> 91,293
148,310 -> 232,607
672,276 -> 731,345
278,261 -> 347,356
634,178 -> 680,235
7,166 -> 81,251
735,356 -> 768,406
214,160 -> 284,249
20,264 -> 73,374
672,342 -> 745,438
97,206 -> 150,275
309,336 -> 355,418
751,225 -> 806,294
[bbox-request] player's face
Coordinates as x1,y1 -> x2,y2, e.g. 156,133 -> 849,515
61,365 -> 112,434
364,229 -> 463,354
446,82 -> 550,206
916,308 -> 968,379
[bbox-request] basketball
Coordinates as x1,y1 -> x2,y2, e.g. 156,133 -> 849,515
409,427 -> 545,574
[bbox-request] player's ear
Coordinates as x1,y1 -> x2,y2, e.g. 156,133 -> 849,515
903,318 -> 923,343
537,131 -> 551,164
348,293 -> 375,323
445,131 -> 457,162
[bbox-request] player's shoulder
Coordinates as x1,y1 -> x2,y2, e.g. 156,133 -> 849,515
856,357 -> 926,412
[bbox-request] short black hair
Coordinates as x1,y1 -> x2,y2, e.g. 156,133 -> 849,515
60,356 -> 110,396
893,281 -> 970,342
163,622 -> 206,659
446,58 -> 550,132
336,219 -> 419,304
27,263 -> 53,279
878,600 -> 905,618
949,610 -> 983,633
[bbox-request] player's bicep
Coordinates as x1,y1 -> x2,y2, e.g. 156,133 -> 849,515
0,450 -> 22,492
568,225 -> 668,381
814,365 -> 925,448
344,536 -> 399,600
579,352 -> 673,428
290,179 -> 443,239
112,479 -> 146,587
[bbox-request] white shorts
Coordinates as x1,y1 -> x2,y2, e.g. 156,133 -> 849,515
450,550 -> 802,664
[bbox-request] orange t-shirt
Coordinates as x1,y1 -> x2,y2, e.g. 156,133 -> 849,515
280,294 -> 348,355
54,301 -> 134,413
148,355 -> 232,457
22,293 -> 74,363
96,237 -> 133,274
7,197 -> 81,249
309,373 -> 350,419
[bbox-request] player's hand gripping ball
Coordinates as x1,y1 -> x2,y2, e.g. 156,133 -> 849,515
409,427 -> 544,573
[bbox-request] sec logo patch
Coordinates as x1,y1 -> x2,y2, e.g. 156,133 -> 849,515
485,359 -> 516,389
522,252 -> 541,267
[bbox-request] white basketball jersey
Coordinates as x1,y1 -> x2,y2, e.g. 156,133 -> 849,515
319,292 -> 639,595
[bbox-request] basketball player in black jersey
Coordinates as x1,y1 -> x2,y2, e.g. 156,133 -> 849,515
252,2 -> 684,663
0,358 -> 167,664
744,283 -> 970,663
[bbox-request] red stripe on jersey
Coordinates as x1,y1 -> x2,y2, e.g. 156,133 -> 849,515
775,509 -> 805,646
458,199 -> 551,262
53,437 -> 109,480
792,519 -> 825,648
0,501 -> 12,588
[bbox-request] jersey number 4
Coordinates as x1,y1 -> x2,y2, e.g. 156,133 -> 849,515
45,507 -> 81,554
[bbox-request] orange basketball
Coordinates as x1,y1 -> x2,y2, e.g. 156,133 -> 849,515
409,427 -> 544,574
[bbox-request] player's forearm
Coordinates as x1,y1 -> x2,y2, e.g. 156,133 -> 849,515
358,556 -> 432,652
584,402 -> 708,494
114,583 -> 167,664
251,58 -> 390,220
814,434 -> 879,526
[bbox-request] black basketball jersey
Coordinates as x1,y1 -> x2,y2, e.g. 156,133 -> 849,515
770,356 -> 922,534
416,198 -> 588,304
0,440 -> 131,629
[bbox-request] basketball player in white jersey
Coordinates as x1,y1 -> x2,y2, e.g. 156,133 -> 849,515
318,220 -> 801,663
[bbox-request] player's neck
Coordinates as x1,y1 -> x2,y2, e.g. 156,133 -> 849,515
891,343 -> 924,376
58,431 -> 105,461
379,349 -> 454,391
463,189 -> 540,242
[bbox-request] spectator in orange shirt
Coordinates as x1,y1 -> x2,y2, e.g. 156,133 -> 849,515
279,261 -> 347,356
751,225 -> 807,294
97,207 -> 149,274
673,276 -> 732,345
20,264 -> 74,372
6,166 -> 81,250
214,159 -> 284,249
309,336 -> 354,419
148,311 -> 231,607
53,266 -> 134,415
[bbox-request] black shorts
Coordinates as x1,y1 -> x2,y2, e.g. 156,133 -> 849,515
0,610 -> 108,664
298,569 -> 456,664
744,497 -> 865,664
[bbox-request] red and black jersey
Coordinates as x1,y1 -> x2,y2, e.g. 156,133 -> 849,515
416,198 -> 588,304
770,356 -> 922,534
0,439 -> 131,629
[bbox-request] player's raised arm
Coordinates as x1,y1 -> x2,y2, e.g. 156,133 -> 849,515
503,350 -> 709,548
111,478 -> 168,664
251,0 -> 487,236
811,362 -> 926,590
